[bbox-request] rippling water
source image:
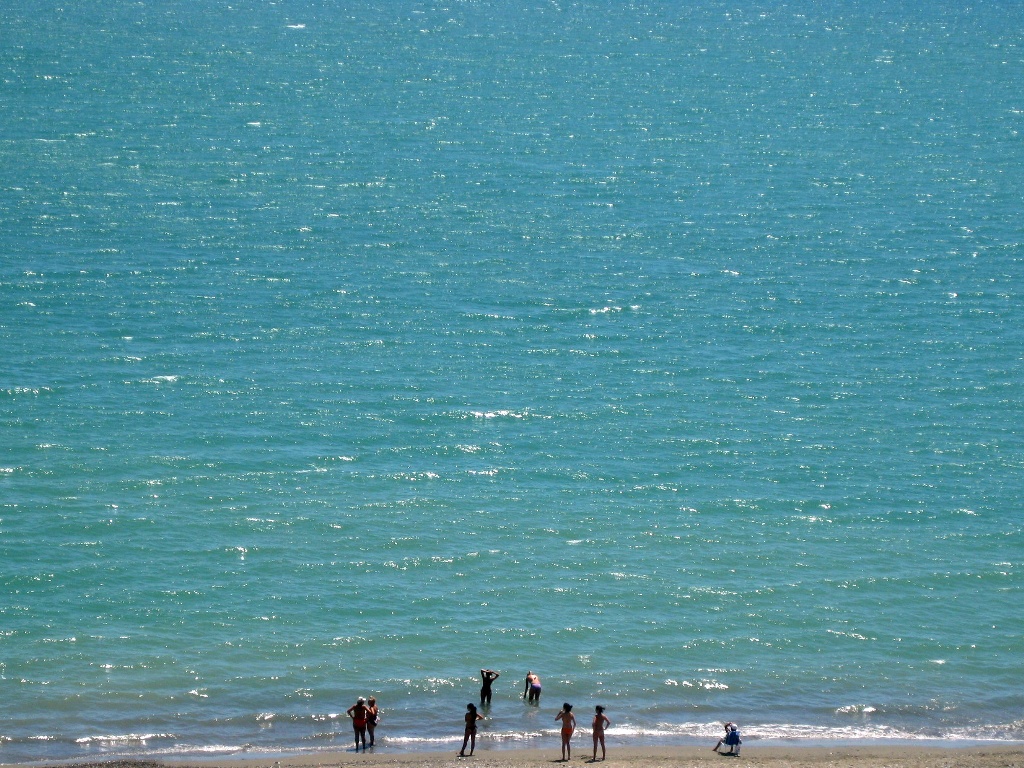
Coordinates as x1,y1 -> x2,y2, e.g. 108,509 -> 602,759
2,0 -> 1023,763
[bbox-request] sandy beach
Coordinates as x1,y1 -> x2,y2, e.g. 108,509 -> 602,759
29,745 -> 1024,768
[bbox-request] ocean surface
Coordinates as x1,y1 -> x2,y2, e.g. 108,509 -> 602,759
2,0 -> 1023,763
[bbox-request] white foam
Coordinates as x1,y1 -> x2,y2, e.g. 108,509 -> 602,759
75,733 -> 176,744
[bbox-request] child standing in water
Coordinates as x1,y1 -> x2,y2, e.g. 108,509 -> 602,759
591,705 -> 610,761
555,702 -> 576,761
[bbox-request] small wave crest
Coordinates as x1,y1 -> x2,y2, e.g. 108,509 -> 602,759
74,733 -> 176,745
835,704 -> 879,715
468,409 -> 538,419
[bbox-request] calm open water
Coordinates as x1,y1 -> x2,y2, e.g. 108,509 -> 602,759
2,0 -> 1023,763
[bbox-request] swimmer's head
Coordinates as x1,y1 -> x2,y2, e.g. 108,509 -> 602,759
596,705 -> 605,714
563,702 -> 573,712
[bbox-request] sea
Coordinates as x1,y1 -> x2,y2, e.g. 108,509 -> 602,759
1,0 -> 1023,763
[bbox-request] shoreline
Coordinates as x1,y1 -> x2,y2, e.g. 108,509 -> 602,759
13,744 -> 1024,768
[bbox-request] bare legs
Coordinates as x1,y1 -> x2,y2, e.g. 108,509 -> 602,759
592,731 -> 606,761
460,729 -> 476,757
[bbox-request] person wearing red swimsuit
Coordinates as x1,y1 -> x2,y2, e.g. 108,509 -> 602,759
347,697 -> 370,751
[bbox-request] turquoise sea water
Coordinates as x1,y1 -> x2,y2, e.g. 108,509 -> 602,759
2,0 -> 1023,762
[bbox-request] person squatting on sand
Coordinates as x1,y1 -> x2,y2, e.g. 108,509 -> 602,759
460,702 -> 485,757
347,697 -> 370,751
556,702 -> 576,761
712,722 -> 733,753
523,671 -> 542,704
712,722 -> 741,756
480,669 -> 500,706
591,705 -> 611,761
366,696 -> 379,747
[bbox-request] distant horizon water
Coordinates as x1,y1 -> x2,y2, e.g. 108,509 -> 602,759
2,0 -> 1023,764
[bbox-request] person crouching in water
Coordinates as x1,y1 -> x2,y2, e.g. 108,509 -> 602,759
555,702 -> 576,761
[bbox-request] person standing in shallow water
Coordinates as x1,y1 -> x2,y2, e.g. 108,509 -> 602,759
555,702 -> 576,761
523,671 -> 541,704
460,702 -> 484,757
480,669 -> 500,706
591,705 -> 610,761
346,697 -> 370,751
366,696 -> 379,747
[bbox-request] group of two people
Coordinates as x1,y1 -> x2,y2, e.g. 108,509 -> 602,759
480,668 -> 544,707
482,669 -> 545,706
554,702 -> 612,762
345,696 -> 380,751
461,700 -> 611,762
711,722 -> 742,756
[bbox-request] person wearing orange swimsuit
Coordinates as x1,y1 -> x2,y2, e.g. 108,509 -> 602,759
555,702 -> 576,761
